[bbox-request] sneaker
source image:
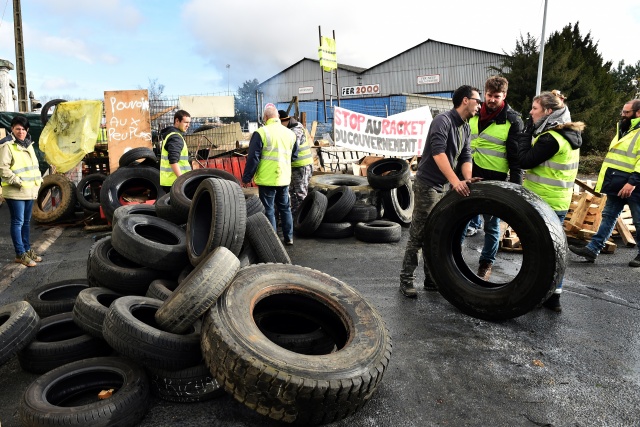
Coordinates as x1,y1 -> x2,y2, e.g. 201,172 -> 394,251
477,261 -> 492,281
15,253 -> 36,267
465,227 -> 478,237
423,276 -> 438,291
542,293 -> 562,312
629,254 -> 640,267
284,239 -> 293,246
26,249 -> 42,262
568,245 -> 597,263
399,282 -> 417,298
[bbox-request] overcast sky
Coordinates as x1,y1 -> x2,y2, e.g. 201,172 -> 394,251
0,0 -> 639,102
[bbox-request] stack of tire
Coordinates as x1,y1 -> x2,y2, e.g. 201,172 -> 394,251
1,171 -> 392,426
299,158 -> 414,243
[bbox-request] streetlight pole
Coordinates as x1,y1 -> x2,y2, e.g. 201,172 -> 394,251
226,64 -> 230,95
535,0 -> 548,96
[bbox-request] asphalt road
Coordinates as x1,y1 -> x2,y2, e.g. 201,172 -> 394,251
0,203 -> 639,427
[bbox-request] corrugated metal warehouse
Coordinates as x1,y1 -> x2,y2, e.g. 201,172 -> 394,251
258,39 -> 506,125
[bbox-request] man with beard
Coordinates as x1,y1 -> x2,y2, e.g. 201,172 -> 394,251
569,100 -> 640,267
467,76 -> 523,281
159,110 -> 192,192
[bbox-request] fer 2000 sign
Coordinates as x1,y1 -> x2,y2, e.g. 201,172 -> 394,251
341,84 -> 380,96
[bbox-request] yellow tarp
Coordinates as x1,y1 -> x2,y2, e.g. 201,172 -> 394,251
39,100 -> 102,173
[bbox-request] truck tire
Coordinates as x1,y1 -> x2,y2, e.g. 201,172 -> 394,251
424,181 -> 566,321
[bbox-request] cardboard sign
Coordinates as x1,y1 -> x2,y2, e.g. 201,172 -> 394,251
104,89 -> 152,172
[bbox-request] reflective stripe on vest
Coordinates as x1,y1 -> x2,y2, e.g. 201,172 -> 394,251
523,130 -> 579,211
160,131 -> 190,186
254,119 -> 295,186
1,142 -> 42,188
292,126 -> 313,167
595,118 -> 640,192
469,116 -> 510,173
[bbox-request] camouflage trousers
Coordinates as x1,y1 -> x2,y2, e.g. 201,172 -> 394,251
400,179 -> 444,285
289,165 -> 313,216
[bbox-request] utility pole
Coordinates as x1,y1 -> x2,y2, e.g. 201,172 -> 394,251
13,0 -> 28,112
535,0 -> 548,96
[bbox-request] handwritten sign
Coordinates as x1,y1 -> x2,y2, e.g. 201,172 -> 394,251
104,89 -> 152,172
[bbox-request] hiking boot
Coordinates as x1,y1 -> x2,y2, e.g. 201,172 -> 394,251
26,249 -> 42,262
568,245 -> 597,263
477,261 -> 492,281
423,276 -> 438,291
15,253 -> 36,267
629,254 -> 640,267
399,282 -> 417,298
542,293 -> 562,312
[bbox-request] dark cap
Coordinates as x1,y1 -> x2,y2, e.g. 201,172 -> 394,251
278,110 -> 291,121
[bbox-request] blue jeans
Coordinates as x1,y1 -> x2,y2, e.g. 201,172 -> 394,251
586,195 -> 640,256
259,185 -> 293,242
6,199 -> 35,256
468,214 -> 483,230
479,215 -> 501,264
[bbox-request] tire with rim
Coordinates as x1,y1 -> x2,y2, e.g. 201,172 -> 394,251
381,180 -> 414,226
20,356 -> 150,426
245,213 -> 291,264
24,279 -> 89,318
155,246 -> 240,334
354,220 -> 402,243
17,312 -> 112,374
323,186 -> 356,223
32,174 -> 77,224
112,203 -> 157,228
145,279 -> 179,301
40,99 -> 66,126
75,173 -> 106,212
293,190 -> 327,237
186,177 -> 246,265
147,362 -> 224,403
100,165 -> 164,223
201,263 -> 392,425
72,287 -> 122,340
103,296 -> 202,370
366,158 -> 410,190
0,301 -> 40,367
424,181 -> 566,321
309,174 -> 377,204
119,147 -> 158,168
88,236 -> 167,296
170,168 -> 240,220
111,214 -> 189,272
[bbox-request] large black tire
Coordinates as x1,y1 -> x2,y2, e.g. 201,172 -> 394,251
111,214 -> 189,272
424,181 -> 566,321
245,194 -> 265,216
186,177 -> 246,265
381,180 -> 414,226
309,174 -> 377,204
366,157 -> 410,190
0,301 -> 40,367
313,222 -> 355,239
145,279 -> 179,301
32,174 -> 77,224
40,99 -> 66,126
245,213 -> 291,264
20,356 -> 150,426
17,312 -> 112,374
293,190 -> 327,237
354,220 -> 402,243
147,362 -> 224,403
100,165 -> 164,223
119,147 -> 158,168
75,173 -> 106,212
323,186 -> 356,223
155,246 -> 240,334
201,263 -> 392,425
72,287 -> 122,340
88,236 -> 167,296
24,279 -> 89,318
154,193 -> 186,225
170,168 -> 240,220
103,296 -> 202,370
112,203 -> 157,228
344,201 -> 378,223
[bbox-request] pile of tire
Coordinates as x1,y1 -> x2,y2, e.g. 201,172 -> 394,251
2,172 -> 392,426
301,158 -> 413,243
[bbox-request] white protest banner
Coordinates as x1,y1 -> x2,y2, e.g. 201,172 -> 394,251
333,106 -> 432,156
